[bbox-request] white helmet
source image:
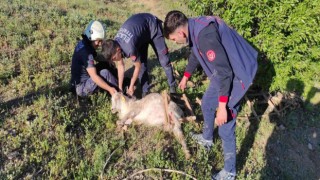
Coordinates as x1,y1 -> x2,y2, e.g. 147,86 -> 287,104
84,20 -> 106,41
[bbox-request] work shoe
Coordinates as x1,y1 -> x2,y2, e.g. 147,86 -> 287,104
212,169 -> 236,180
190,133 -> 213,149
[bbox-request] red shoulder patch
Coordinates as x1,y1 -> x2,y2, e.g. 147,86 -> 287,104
130,55 -> 137,61
88,54 -> 94,65
206,50 -> 215,62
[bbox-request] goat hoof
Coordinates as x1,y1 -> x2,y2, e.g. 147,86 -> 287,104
124,119 -> 133,125
122,125 -> 128,131
116,120 -> 124,126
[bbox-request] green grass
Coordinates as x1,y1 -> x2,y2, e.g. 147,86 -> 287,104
1,0 -> 319,179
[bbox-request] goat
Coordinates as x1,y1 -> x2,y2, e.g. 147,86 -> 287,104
111,92 -> 193,159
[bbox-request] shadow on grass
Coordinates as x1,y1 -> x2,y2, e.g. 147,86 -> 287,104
1,84 -> 62,108
0,82 -> 98,134
236,51 -> 275,174
237,63 -> 320,179
260,79 -> 320,179
0,81 -> 114,178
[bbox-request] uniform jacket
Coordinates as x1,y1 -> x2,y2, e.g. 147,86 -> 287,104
115,13 -> 160,60
186,16 -> 258,108
70,37 -> 96,86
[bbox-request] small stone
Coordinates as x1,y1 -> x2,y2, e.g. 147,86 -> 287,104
187,81 -> 195,88
279,124 -> 285,130
122,125 -> 128,131
124,119 -> 132,125
312,132 -> 317,138
308,143 -> 313,150
25,121 -> 31,126
7,151 -> 19,160
8,129 -> 17,136
24,174 -> 33,179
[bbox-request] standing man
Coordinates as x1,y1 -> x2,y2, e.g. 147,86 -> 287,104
164,11 -> 258,179
70,20 -> 119,97
101,13 -> 176,97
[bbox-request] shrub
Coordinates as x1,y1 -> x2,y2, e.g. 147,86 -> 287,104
186,0 -> 320,97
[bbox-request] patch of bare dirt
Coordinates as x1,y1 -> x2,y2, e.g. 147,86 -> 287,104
265,127 -> 320,179
129,0 -> 165,19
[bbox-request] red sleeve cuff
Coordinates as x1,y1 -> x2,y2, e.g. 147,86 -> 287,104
219,96 -> 229,103
184,72 -> 191,78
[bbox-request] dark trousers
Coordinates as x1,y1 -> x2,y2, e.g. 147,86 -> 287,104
75,62 -> 120,97
75,69 -> 118,97
201,77 -> 240,175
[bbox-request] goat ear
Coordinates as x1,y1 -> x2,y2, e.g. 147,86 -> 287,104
121,95 -> 126,102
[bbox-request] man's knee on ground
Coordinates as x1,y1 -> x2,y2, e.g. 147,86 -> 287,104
99,69 -> 119,88
99,69 -> 111,79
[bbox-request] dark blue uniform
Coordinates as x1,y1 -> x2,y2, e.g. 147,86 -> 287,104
186,16 -> 258,175
115,13 -> 175,93
70,39 -> 96,85
70,38 -> 118,96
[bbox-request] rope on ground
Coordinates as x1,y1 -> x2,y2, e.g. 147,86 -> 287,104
100,146 -> 121,178
123,168 -> 197,180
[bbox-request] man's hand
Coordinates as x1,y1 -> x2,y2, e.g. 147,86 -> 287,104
108,87 -> 117,96
118,87 -> 123,93
215,103 -> 228,126
128,60 -> 140,96
127,85 -> 134,96
87,67 -> 117,95
178,76 -> 188,92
